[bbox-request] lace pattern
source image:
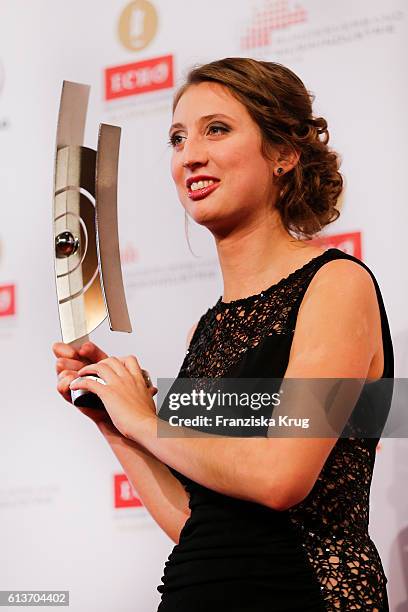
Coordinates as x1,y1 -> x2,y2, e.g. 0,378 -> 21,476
179,251 -> 330,379
288,437 -> 386,610
177,251 -> 387,611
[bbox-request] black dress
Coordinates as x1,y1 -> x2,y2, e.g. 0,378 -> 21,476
157,248 -> 393,611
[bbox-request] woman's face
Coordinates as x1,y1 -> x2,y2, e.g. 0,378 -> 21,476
169,81 -> 277,235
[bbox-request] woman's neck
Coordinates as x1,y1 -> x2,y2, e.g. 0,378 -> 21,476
214,212 -> 322,303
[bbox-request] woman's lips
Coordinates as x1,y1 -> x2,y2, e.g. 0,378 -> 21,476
187,181 -> 220,201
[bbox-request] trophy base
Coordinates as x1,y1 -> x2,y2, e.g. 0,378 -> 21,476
71,375 -> 106,410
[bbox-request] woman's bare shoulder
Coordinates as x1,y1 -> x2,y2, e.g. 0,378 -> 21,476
288,257 -> 380,378
307,255 -> 376,290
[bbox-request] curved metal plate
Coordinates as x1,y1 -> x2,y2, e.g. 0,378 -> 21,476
53,146 -> 107,344
56,81 -> 90,149
53,82 -> 130,345
95,124 -> 132,333
55,145 -> 96,196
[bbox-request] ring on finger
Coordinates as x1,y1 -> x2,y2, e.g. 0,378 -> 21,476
141,369 -> 153,388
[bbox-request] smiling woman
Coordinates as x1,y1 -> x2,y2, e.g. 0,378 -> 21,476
168,58 -> 342,245
53,57 -> 393,612
154,58 -> 392,611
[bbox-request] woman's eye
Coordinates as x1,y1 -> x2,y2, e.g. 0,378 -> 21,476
167,125 -> 229,148
168,134 -> 184,147
207,124 -> 228,135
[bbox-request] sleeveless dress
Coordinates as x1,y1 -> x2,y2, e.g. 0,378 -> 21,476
156,247 -> 394,612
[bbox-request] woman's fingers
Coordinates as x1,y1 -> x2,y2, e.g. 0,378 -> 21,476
78,357 -> 127,379
56,368 -> 113,427
57,371 -> 78,402
52,341 -> 108,364
52,342 -> 79,360
149,386 -> 158,397
58,351 -> 156,397
118,355 -> 155,391
56,357 -> 89,375
123,354 -> 142,377
123,355 -> 150,388
69,375 -> 108,398
77,342 -> 108,363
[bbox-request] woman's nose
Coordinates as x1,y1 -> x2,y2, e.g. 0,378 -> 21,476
181,138 -> 208,171
182,159 -> 207,171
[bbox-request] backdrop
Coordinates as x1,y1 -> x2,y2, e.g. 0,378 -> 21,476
1,0 -> 407,610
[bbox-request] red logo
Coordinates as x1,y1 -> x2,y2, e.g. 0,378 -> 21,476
0,284 -> 16,317
105,54 -> 174,101
120,243 -> 139,265
114,474 -> 143,508
311,231 -> 362,260
241,0 -> 307,49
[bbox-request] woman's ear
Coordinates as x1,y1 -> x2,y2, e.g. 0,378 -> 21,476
275,145 -> 300,175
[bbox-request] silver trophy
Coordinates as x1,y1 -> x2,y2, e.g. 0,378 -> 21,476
53,81 -> 144,409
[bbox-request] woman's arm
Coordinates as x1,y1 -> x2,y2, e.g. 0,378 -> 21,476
126,260 -> 381,511
98,422 -> 190,543
97,322 -> 200,544
98,320 -> 201,542
53,340 -> 191,544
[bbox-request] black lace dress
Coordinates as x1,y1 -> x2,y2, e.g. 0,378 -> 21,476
157,248 -> 393,611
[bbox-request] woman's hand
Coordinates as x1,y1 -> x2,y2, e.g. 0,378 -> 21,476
53,341 -> 115,427
69,355 -> 158,441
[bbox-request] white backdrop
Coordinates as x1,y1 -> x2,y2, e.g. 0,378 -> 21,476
0,0 -> 407,610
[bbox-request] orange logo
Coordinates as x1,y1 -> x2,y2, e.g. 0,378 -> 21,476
118,0 -> 158,52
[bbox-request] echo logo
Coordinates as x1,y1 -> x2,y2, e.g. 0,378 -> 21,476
105,54 -> 173,100
0,284 -> 16,317
114,474 -> 143,508
311,231 -> 362,259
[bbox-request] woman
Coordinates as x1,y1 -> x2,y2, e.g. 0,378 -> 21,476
53,58 -> 393,611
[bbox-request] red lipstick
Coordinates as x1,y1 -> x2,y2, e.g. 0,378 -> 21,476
186,175 -> 220,201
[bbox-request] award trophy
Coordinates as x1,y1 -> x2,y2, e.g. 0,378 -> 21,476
53,81 -> 149,409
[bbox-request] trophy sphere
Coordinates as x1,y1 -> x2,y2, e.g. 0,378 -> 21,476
55,231 -> 80,258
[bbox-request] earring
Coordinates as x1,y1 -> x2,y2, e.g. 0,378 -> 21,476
276,167 -> 284,175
